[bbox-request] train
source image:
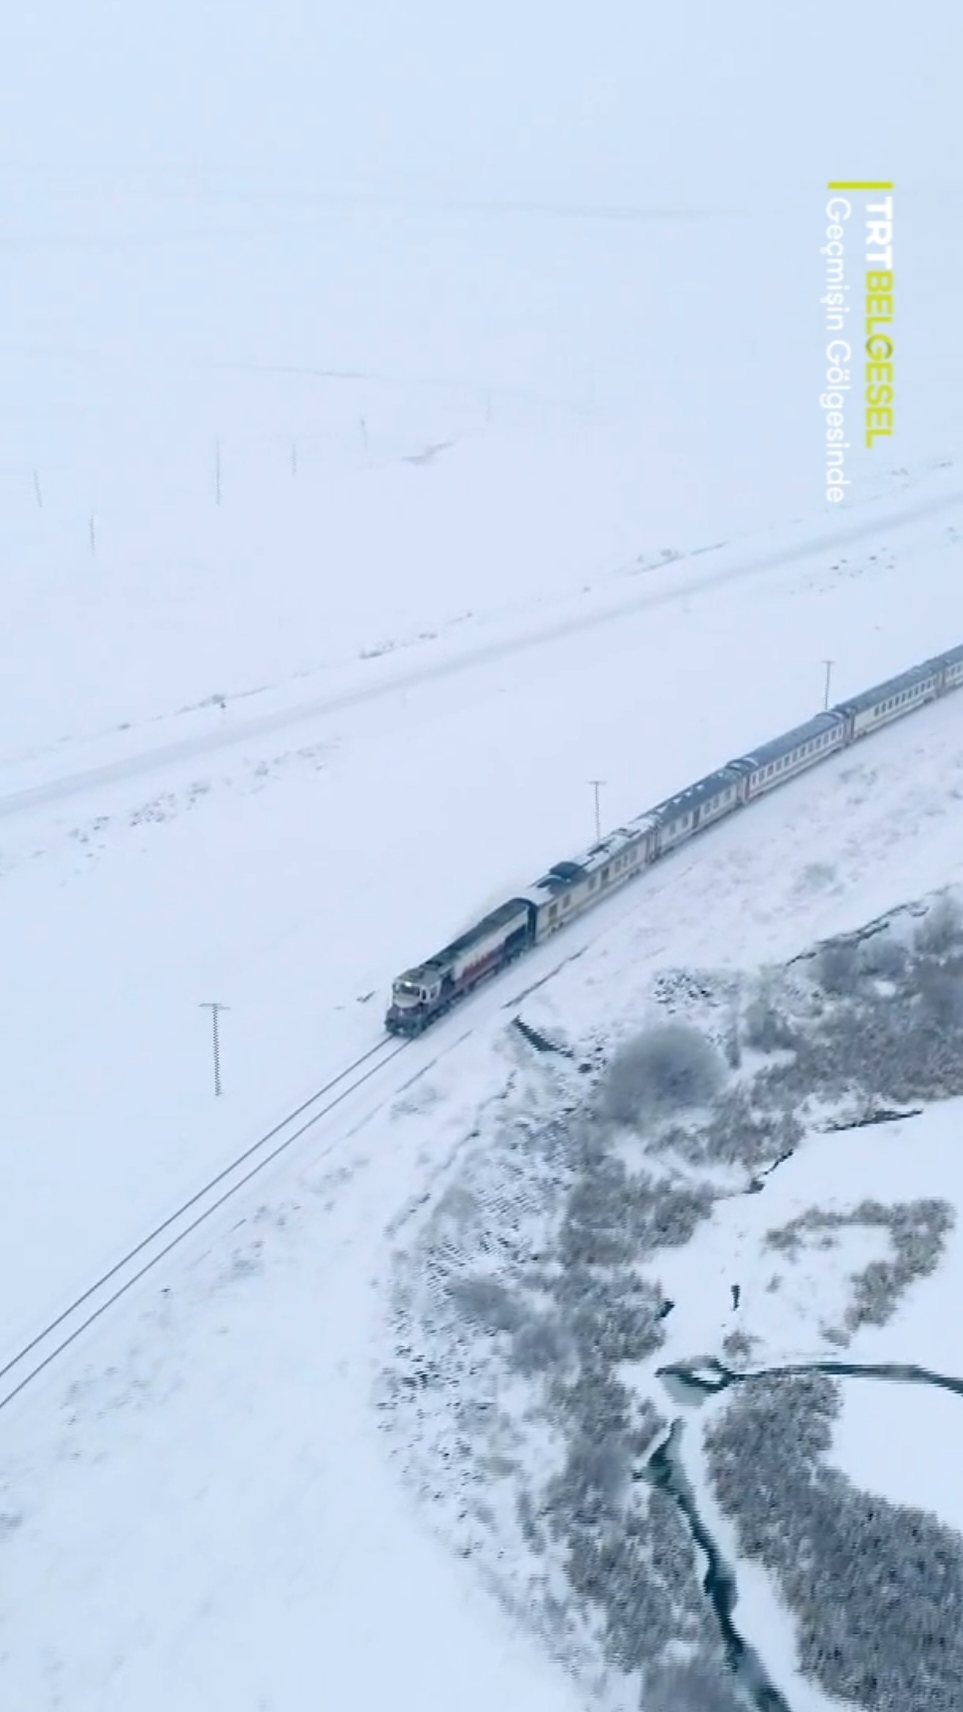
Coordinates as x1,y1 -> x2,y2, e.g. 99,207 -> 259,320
385,641 -> 963,1035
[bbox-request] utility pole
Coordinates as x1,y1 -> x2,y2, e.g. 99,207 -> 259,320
589,779 -> 606,844
200,1002 -> 230,1096
822,659 -> 835,711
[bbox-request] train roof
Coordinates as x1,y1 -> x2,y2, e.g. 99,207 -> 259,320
832,658 -> 940,715
650,766 -> 744,822
930,642 -> 963,670
415,896 -> 532,973
730,710 -> 845,772
528,823 -> 653,898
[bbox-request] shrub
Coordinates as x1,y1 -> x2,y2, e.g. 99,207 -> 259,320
598,1026 -> 724,1125
699,1088 -> 801,1170
816,940 -> 859,995
916,964 -> 963,1028
642,1658 -> 750,1711
445,1275 -> 525,1332
509,1314 -> 575,1376
705,1374 -> 963,1711
856,932 -> 907,980
558,1269 -> 665,1366
742,997 -> 798,1054
542,1432 -> 630,1529
914,893 -> 963,956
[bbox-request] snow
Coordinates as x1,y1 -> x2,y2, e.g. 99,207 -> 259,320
4,1 -> 963,1706
0,1130 -> 588,1712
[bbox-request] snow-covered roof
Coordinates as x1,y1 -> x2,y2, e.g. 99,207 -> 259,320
836,659 -> 941,714
731,710 -> 846,771
527,824 -> 651,899
650,766 -> 743,822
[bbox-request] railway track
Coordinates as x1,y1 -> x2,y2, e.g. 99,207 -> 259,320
0,1036 -> 408,1415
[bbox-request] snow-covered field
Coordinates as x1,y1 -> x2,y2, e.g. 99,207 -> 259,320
4,3 -> 963,1708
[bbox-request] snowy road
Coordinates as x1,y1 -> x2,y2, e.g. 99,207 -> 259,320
2,476 -> 961,824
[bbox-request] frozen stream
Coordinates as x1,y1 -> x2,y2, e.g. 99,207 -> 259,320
649,1353 -> 963,1709
642,1417 -> 793,1711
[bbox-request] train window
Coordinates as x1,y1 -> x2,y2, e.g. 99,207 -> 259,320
549,903 -> 558,918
